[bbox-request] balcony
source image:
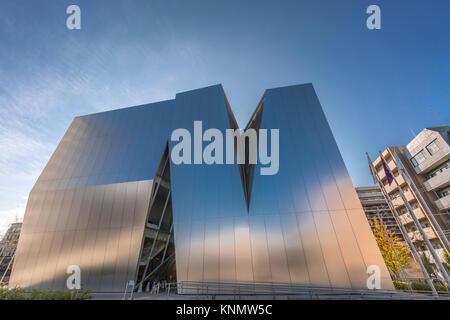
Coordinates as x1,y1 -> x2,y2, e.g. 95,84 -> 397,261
373,156 -> 382,168
388,160 -> 397,172
421,248 -> 447,265
435,194 -> 450,211
385,181 -> 398,194
377,167 -> 386,181
408,231 -> 420,242
408,227 -> 437,242
359,192 -> 383,198
399,208 -> 426,225
423,169 -> 450,191
360,198 -> 386,206
385,175 -> 406,194
424,226 -> 438,240
392,196 -> 403,207
406,190 -> 415,202
396,175 -> 406,186
391,190 -> 415,208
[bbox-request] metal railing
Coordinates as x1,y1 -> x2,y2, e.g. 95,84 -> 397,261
156,281 -> 450,300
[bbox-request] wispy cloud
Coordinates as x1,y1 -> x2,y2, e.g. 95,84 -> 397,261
0,5 -> 208,235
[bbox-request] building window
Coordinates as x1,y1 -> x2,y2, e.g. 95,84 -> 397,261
426,140 -> 439,156
410,151 -> 426,167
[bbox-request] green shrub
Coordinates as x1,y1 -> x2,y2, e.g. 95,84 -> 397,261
434,284 -> 450,292
410,282 -> 431,291
393,281 -> 450,292
393,281 -> 409,290
0,287 -> 28,300
0,287 -> 93,300
410,281 -> 450,292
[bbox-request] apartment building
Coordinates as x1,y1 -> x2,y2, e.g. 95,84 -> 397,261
373,126 -> 450,275
356,186 -> 403,240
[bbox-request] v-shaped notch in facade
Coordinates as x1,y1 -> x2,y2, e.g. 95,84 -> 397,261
222,87 -> 265,212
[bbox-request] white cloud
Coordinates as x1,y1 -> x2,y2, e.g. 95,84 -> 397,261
0,27 -> 209,233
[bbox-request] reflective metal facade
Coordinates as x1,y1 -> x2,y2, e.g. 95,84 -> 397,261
10,84 -> 394,292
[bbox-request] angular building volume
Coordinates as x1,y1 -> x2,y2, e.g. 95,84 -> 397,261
9,84 -> 394,292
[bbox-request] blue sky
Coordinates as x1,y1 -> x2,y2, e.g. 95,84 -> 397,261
0,0 -> 449,233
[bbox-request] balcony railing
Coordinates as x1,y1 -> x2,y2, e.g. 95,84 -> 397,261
421,248 -> 447,265
391,190 -> 415,208
383,175 -> 407,195
435,194 -> 450,211
163,280 -> 450,299
385,181 -> 397,194
388,160 -> 397,172
408,227 -> 437,242
424,169 -> 450,192
399,208 -> 426,225
378,168 -> 386,181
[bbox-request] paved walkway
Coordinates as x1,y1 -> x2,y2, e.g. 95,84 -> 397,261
91,291 -> 450,300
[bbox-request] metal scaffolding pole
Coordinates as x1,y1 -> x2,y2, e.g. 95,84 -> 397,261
141,189 -> 171,281
391,149 -> 450,254
0,255 -> 6,269
367,152 -> 438,296
0,254 -> 14,284
379,151 -> 450,285
142,251 -> 174,284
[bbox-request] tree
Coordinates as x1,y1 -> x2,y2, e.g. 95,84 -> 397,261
369,217 -> 410,280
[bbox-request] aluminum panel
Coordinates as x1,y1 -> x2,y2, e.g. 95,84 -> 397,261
219,218 -> 236,283
248,215 -> 272,282
203,219 -> 220,282
264,215 -> 291,283
234,216 -> 254,282
187,219 -> 204,282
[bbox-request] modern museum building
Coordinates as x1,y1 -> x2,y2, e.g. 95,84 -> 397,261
9,83 -> 394,293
